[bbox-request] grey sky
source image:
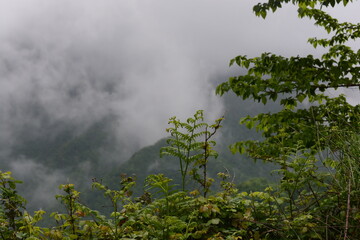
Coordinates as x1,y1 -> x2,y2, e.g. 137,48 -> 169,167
1,1 -> 358,146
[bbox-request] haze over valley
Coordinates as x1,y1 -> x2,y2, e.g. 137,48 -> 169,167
1,0 -> 359,210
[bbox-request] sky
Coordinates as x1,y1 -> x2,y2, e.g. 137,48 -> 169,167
0,0 -> 359,207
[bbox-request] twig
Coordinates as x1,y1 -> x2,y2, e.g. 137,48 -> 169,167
344,179 -> 351,240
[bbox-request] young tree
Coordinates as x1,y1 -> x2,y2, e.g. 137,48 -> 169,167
216,0 -> 360,238
160,110 -> 223,196
216,0 -> 360,159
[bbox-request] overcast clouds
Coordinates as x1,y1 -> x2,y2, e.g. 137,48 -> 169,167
0,1 -> 359,205
1,0 -> 359,146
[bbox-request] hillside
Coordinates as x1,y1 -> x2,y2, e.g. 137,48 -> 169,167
1,84 -> 282,212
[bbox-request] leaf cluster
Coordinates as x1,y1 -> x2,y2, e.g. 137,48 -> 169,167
160,110 -> 223,196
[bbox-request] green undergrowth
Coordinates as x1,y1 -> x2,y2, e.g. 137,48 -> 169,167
1,124 -> 359,239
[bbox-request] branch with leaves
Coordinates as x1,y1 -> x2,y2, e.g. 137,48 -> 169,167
160,110 -> 223,195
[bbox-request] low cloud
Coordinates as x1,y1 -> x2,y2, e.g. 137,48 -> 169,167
0,1 -> 225,155
0,0 -> 358,210
9,157 -> 65,210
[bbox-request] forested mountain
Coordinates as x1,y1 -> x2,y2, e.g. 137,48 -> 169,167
105,93 -> 282,197
1,79 -> 281,212
1,0 -> 359,237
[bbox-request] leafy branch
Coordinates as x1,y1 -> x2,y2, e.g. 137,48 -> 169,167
160,110 -> 223,195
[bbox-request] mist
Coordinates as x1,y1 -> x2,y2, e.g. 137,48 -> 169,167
0,0 -> 359,210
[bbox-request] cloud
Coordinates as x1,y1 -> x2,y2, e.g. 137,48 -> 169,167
0,1 -> 227,154
9,157 -> 65,209
1,0 -> 358,152
0,0 -> 358,210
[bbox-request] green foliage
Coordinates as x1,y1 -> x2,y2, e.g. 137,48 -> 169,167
145,174 -> 177,198
0,170 -> 276,239
0,123 -> 359,239
216,0 -> 360,160
238,177 -> 271,193
91,174 -> 136,239
215,0 -> 360,238
160,110 -> 223,196
50,183 -> 99,239
0,171 -> 27,239
1,0 -> 359,238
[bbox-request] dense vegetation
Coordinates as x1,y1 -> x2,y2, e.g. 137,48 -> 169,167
1,0 -> 359,239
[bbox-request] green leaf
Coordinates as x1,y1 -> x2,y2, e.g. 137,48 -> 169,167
245,120 -> 255,129
261,95 -> 267,104
297,94 -> 306,103
208,218 -> 220,225
8,181 -> 16,189
260,10 -> 267,19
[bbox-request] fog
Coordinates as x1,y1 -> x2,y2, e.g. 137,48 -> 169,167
0,0 -> 359,209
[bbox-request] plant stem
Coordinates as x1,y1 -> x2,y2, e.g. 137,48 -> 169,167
344,179 -> 351,240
